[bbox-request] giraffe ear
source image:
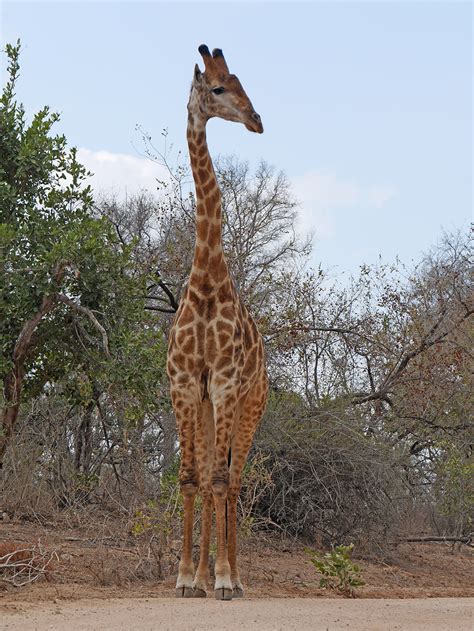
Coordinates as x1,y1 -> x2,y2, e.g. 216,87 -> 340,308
194,64 -> 202,83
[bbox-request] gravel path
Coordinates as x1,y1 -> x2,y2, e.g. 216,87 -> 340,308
1,597 -> 472,630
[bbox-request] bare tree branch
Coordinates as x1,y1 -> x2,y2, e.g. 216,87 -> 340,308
57,294 -> 112,359
151,272 -> 179,312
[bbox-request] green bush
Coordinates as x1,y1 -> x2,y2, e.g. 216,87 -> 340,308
305,543 -> 365,597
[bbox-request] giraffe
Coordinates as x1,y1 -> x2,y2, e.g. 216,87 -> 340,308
166,44 -> 268,601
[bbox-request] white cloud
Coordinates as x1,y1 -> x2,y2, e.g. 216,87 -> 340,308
77,148 -> 169,197
368,185 -> 397,208
293,172 -> 360,208
75,150 -> 397,247
291,170 -> 397,239
292,172 -> 358,238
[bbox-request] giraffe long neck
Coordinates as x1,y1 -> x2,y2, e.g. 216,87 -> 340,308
187,113 -> 226,280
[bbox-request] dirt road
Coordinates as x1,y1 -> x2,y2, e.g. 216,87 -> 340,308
1,597 -> 472,630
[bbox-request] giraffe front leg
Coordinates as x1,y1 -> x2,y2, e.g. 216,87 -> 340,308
211,397 -> 237,601
192,400 -> 214,597
213,484 -> 233,600
227,486 -> 244,598
171,387 -> 199,598
176,483 -> 197,598
227,448 -> 251,599
192,491 -> 212,596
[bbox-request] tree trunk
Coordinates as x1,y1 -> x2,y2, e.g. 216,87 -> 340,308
160,411 -> 178,474
0,365 -> 25,466
0,265 -> 66,466
74,402 -> 95,475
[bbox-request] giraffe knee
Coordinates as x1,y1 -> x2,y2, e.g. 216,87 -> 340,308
180,478 -> 198,497
212,478 -> 228,498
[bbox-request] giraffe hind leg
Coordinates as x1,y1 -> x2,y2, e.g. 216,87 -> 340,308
227,388 -> 267,598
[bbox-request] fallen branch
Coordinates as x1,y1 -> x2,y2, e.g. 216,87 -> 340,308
394,535 -> 473,547
0,543 -> 57,587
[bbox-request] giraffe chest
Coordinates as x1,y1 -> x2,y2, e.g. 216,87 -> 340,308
167,285 -> 263,388
169,315 -> 243,367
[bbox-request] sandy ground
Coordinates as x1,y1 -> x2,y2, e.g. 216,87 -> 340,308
0,597 -> 472,630
1,519 -> 473,630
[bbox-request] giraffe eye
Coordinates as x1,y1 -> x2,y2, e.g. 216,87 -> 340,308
211,87 -> 225,95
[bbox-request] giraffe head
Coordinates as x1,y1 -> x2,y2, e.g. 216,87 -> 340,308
189,44 -> 263,134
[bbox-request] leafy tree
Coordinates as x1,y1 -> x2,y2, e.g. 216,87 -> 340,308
0,41 -> 166,466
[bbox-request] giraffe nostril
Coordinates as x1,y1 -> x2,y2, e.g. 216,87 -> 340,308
251,112 -> 261,123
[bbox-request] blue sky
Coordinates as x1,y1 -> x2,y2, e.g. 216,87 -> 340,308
2,1 -> 472,276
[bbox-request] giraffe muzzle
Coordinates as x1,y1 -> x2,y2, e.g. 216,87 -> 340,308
245,111 -> 264,134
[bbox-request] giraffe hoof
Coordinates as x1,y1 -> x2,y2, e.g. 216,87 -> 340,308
214,587 -> 233,601
176,586 -> 194,598
192,587 -> 207,598
232,586 -> 244,598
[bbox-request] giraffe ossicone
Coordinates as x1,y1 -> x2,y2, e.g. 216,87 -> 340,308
166,44 -> 268,601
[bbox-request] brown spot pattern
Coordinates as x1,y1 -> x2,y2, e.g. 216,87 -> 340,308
168,103 -> 268,596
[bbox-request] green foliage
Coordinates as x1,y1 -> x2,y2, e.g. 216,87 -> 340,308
305,544 -> 365,596
1,40 -> 90,374
1,40 -> 166,423
131,501 -> 158,537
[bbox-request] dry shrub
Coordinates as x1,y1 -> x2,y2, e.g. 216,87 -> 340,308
81,540 -> 166,587
253,407 -> 410,549
238,450 -> 276,537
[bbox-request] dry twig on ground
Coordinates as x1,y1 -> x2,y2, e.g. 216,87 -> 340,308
0,542 -> 57,587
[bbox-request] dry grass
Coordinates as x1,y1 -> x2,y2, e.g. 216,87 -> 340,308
0,513 -> 472,604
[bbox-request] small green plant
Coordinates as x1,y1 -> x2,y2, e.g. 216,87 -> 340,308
305,543 -> 365,597
131,501 -> 156,537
